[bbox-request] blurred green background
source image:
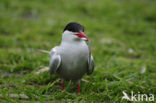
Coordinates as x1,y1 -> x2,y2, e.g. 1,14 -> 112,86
0,0 -> 155,102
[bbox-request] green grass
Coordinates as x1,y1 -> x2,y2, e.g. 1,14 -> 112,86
0,0 -> 156,102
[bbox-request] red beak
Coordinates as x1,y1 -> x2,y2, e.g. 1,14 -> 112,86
75,32 -> 88,41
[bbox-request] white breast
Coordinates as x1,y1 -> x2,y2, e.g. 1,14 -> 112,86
58,41 -> 89,81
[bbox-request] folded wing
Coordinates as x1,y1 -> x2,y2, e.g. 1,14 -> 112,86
49,47 -> 61,74
87,40 -> 94,75
87,55 -> 94,75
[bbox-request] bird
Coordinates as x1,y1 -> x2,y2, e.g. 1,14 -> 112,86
48,22 -> 94,94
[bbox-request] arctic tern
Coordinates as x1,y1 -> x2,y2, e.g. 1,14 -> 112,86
41,22 -> 94,94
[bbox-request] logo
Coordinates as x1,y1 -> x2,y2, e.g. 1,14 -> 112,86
122,91 -> 154,102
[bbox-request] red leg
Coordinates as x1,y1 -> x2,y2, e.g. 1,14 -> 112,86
77,84 -> 80,94
61,79 -> 64,90
61,83 -> 64,90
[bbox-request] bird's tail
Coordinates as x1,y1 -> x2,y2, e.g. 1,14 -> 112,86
39,49 -> 50,54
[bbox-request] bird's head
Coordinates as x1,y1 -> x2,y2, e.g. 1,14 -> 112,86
62,22 -> 88,42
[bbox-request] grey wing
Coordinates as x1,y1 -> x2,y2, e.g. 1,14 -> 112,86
87,40 -> 94,75
87,55 -> 94,75
49,48 -> 61,74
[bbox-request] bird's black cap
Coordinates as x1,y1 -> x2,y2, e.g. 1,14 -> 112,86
63,22 -> 84,32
